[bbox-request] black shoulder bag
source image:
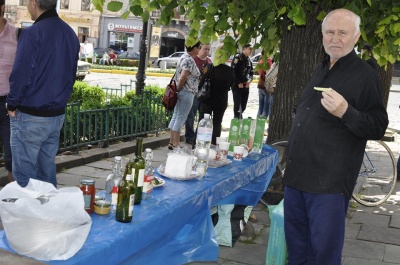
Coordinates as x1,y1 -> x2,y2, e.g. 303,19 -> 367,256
197,63 -> 214,101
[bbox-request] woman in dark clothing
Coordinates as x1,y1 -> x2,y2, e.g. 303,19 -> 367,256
199,53 -> 235,145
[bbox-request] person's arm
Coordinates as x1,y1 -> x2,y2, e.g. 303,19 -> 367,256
231,54 -> 245,88
177,69 -> 190,92
7,30 -> 33,116
321,77 -> 388,140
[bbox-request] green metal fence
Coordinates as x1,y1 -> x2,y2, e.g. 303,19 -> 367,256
59,90 -> 171,152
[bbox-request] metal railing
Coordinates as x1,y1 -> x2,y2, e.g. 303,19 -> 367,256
59,90 -> 171,152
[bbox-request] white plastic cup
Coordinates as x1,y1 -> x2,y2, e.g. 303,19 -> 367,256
216,137 -> 228,147
233,146 -> 245,161
219,142 -> 230,159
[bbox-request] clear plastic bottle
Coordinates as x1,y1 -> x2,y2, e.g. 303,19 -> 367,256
143,148 -> 154,199
105,156 -> 123,212
195,113 -> 213,177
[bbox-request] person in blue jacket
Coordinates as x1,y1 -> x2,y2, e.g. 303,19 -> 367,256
6,0 -> 80,187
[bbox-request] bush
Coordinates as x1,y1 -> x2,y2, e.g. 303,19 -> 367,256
71,81 -> 106,109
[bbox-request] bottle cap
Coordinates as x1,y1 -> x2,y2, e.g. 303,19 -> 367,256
115,156 -> 122,161
145,148 -> 152,152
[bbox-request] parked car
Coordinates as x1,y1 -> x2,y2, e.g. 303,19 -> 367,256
94,47 -> 120,58
118,51 -> 140,60
76,61 -> 91,81
153,52 -> 185,68
250,53 -> 262,67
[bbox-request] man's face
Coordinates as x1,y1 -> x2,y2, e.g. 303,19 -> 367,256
322,11 -> 360,62
27,0 -> 39,21
243,47 -> 252,57
198,44 -> 211,58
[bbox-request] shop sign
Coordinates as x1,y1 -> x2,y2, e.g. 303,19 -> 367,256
161,31 -> 184,39
107,22 -> 143,33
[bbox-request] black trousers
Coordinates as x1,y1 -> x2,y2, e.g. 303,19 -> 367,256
231,86 -> 249,119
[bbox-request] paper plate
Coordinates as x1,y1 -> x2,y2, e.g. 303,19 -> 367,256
157,166 -> 200,180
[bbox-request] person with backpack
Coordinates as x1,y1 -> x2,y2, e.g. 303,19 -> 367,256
0,0 -> 18,183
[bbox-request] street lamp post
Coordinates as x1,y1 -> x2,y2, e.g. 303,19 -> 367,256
135,21 -> 148,95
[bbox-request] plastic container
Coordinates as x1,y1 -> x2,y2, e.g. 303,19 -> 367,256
94,200 -> 111,215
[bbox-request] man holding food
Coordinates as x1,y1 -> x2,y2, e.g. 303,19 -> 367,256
282,8 -> 388,264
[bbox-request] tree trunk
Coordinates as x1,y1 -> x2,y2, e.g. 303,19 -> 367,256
378,63 -> 393,109
268,5 -> 326,143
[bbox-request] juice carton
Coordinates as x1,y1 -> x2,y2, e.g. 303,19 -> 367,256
228,118 -> 241,153
248,119 -> 257,150
252,118 -> 266,153
240,118 -> 252,146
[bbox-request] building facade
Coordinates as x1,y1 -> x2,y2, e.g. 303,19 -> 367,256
4,0 -> 192,58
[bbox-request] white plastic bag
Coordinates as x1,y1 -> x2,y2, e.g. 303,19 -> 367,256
0,179 -> 92,261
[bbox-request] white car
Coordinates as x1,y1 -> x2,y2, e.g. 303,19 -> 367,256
153,52 -> 185,69
76,61 -> 91,81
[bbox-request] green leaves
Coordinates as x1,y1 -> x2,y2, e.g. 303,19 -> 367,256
107,1 -> 123,12
90,0 -> 400,68
287,5 -> 306,25
92,0 -> 104,12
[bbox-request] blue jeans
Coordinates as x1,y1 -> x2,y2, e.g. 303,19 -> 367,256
184,96 -> 199,144
169,90 -> 194,132
257,89 -> 270,118
10,111 -> 65,187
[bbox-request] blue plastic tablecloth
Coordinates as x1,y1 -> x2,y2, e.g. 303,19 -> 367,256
0,145 -> 278,264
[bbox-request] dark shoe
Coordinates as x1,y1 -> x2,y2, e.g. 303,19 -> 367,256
168,143 -> 174,150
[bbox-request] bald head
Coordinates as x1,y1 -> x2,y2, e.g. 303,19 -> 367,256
322,9 -> 360,37
321,9 -> 361,64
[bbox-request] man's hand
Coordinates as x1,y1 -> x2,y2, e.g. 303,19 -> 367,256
238,83 -> 244,88
245,81 -> 251,88
320,89 -> 348,118
7,110 -> 16,118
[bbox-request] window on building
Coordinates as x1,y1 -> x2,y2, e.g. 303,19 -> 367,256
19,0 -> 29,6
81,0 -> 90,11
108,32 -> 135,52
78,27 -> 89,43
60,0 -> 69,9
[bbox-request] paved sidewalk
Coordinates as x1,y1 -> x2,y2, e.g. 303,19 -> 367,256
0,133 -> 399,264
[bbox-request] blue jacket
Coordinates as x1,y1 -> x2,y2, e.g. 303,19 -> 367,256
7,9 -> 80,117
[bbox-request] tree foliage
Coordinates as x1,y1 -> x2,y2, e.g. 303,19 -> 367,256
93,0 -> 400,141
94,0 -> 400,67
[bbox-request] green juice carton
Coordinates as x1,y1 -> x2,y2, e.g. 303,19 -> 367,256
240,117 -> 252,146
228,118 -> 241,153
252,118 -> 266,153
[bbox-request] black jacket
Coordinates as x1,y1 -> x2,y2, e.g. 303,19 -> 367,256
231,53 -> 253,86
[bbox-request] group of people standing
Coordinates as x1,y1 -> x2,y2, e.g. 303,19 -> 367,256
168,41 -> 250,149
0,0 -> 79,187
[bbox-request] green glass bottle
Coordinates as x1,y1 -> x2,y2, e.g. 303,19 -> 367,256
116,162 -> 135,223
132,137 -> 145,205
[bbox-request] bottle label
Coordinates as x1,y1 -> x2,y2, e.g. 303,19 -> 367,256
128,194 -> 135,217
111,186 -> 118,206
197,127 -> 212,142
83,194 -> 91,210
137,169 -> 144,187
143,175 -> 154,193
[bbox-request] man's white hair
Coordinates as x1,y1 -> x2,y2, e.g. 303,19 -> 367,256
322,9 -> 361,36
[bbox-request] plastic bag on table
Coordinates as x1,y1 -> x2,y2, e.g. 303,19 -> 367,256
0,179 -> 92,261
